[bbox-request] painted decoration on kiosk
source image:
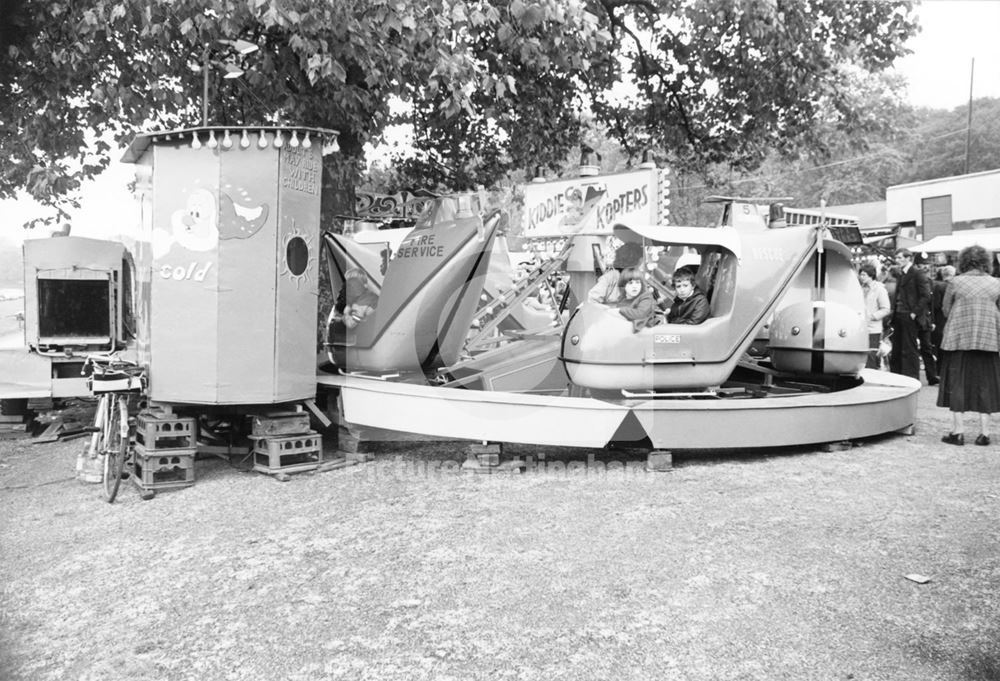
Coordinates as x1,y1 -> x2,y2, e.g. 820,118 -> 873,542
153,187 -> 271,264
163,188 -> 219,255
281,145 -> 320,195
277,146 -> 320,289
281,222 -> 315,290
219,190 -> 269,240
522,168 -> 659,237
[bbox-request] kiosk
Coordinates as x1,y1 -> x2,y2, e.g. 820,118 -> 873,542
123,126 -> 338,405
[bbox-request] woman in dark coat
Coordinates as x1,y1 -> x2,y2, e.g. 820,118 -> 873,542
937,245 -> 1000,446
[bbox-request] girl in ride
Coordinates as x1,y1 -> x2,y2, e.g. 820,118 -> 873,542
615,268 -> 655,332
588,239 -> 644,304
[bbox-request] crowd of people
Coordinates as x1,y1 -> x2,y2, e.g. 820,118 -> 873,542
862,246 -> 1000,447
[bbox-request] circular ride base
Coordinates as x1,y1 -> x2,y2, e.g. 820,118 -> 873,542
317,369 -> 921,451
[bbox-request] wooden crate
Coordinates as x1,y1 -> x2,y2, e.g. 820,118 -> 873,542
251,411 -> 311,437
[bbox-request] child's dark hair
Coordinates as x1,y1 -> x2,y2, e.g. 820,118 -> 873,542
612,242 -> 644,269
672,267 -> 696,285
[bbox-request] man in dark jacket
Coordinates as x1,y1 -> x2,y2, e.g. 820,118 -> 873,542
931,264 -> 955,357
890,249 -> 935,382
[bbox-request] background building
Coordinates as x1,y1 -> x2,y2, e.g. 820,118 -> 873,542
886,168 -> 1000,240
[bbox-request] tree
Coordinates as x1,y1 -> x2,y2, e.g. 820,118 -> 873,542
594,1 -> 917,161
665,94 -> 1000,226
1,0 -> 918,228
898,97 -> 1000,182
1,0 -> 612,226
387,0 -> 921,191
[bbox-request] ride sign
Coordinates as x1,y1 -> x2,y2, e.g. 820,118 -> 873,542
522,168 -> 661,237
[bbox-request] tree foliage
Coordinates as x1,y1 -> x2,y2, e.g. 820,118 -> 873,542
901,97 -> 1000,181
663,94 -> 1000,227
0,0 -> 918,227
592,0 -> 917,166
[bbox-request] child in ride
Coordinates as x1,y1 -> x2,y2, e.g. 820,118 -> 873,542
615,267 -> 655,332
340,268 -> 378,329
666,267 -> 710,325
328,269 -> 379,346
588,239 -> 644,304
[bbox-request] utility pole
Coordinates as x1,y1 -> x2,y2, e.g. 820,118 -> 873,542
199,40 -> 258,127
202,48 -> 210,127
965,58 -> 974,174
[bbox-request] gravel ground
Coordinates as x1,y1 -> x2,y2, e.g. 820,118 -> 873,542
1,384 -> 998,681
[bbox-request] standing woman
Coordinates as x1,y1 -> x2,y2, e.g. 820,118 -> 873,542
938,245 -> 1000,446
858,263 -> 891,369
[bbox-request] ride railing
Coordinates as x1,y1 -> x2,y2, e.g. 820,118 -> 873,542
464,239 -> 574,354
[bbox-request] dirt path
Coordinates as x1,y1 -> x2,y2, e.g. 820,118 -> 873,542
1,385 -> 998,680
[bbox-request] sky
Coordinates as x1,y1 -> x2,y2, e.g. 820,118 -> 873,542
891,0 -> 1000,109
2,0 -> 1000,246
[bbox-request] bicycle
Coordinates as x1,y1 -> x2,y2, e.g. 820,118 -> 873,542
82,354 -> 146,503
877,329 -> 893,372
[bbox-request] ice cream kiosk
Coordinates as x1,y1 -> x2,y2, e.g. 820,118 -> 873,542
123,125 -> 338,405
120,125 -> 340,482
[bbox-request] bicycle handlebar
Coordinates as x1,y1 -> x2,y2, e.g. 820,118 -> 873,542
81,353 -> 145,377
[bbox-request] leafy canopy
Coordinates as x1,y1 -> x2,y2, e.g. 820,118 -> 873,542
0,0 -> 918,225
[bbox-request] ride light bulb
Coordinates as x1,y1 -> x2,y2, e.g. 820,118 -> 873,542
258,130 -> 268,149
273,132 -> 284,148
240,130 -> 250,148
222,129 -> 233,149
302,132 -> 312,149
570,335 -> 580,345
207,130 -> 218,148
190,131 -> 202,150
290,130 -> 300,148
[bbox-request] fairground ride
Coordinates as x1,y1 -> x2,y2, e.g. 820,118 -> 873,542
318,166 -> 920,460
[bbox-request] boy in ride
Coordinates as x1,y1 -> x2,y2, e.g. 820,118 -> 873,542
666,267 -> 710,325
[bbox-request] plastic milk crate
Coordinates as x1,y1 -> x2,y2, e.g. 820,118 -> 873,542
252,432 -> 323,475
134,413 -> 198,451
133,444 -> 196,491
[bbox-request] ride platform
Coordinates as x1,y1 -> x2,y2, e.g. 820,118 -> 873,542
316,369 -> 921,451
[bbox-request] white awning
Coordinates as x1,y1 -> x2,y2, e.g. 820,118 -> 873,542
911,228 -> 1000,253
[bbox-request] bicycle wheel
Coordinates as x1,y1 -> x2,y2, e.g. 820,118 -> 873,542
101,396 -> 130,503
78,395 -> 109,483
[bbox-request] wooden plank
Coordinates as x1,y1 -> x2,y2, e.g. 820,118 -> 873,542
303,399 -> 333,429
31,421 -> 63,444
